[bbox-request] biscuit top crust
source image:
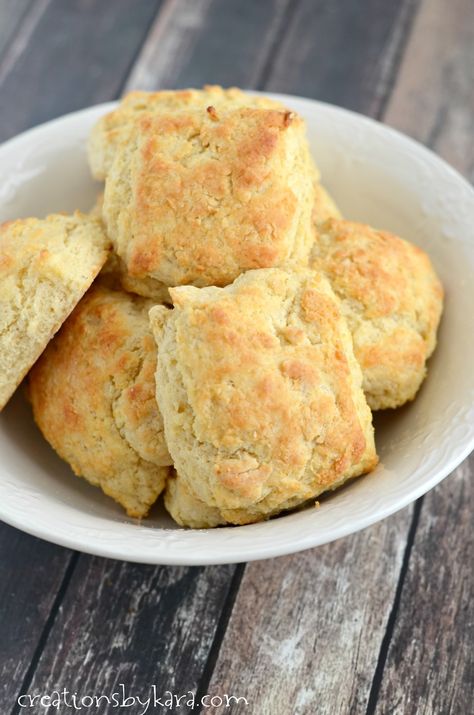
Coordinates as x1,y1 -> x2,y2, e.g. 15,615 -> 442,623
104,106 -> 315,288
311,219 -> 444,410
88,85 -> 286,179
311,219 -> 443,356
150,268 -> 377,520
0,212 -> 109,285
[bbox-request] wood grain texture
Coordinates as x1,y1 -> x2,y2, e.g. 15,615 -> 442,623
374,457 -> 473,715
24,559 -> 236,715
205,511 -> 414,714
124,0 -> 295,92
0,524 -> 75,712
384,0 -> 474,180
0,0 -> 164,142
264,0 -> 420,115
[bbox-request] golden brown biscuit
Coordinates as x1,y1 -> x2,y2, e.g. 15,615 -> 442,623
150,268 -> 377,528
29,285 -> 172,518
103,106 -> 316,293
88,86 -> 287,180
0,213 -> 110,411
311,219 -> 443,410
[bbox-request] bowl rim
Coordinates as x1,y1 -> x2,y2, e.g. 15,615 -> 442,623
0,92 -> 473,565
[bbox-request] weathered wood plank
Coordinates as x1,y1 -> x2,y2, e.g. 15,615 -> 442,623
0,524 -> 75,713
0,0 -> 31,58
0,0 -> 164,142
265,0 -> 420,115
23,559 -> 236,715
384,0 -> 474,179
373,457 -> 473,715
206,510 -> 413,715
124,0 -> 295,92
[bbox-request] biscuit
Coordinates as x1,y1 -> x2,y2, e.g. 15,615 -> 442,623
311,219 -> 443,410
0,213 -> 109,411
29,285 -> 172,518
88,85 -> 287,180
150,268 -> 377,527
103,106 -> 316,292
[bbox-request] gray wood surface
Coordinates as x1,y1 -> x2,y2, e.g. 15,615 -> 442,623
264,0 -> 420,116
25,559 -> 238,715
124,0 -> 296,92
0,0 -> 30,59
206,511 -> 413,715
0,0 -> 472,713
0,0 -> 164,142
0,526 -> 75,712
385,0 -> 474,180
375,457 -> 473,715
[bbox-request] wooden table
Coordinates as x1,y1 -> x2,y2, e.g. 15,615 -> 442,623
0,2 -> 472,713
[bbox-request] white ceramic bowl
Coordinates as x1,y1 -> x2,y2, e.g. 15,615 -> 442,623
1,93 -> 473,565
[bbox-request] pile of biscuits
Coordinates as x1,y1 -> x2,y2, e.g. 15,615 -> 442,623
0,86 -> 443,528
